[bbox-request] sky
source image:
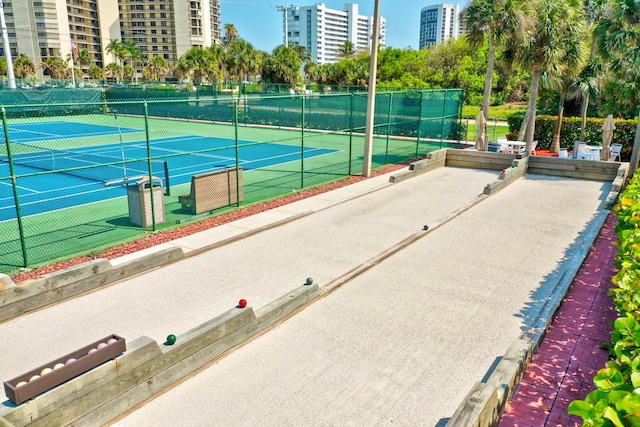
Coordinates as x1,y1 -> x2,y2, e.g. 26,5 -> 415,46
220,0 -> 468,53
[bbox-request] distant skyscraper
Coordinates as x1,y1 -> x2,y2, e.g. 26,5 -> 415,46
419,3 -> 460,49
285,3 -> 386,65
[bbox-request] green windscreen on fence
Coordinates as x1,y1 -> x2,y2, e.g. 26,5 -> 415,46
0,88 -> 464,275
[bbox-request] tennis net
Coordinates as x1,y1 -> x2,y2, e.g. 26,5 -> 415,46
0,140 -> 168,187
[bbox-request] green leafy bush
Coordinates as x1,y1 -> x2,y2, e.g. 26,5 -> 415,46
568,175 -> 640,425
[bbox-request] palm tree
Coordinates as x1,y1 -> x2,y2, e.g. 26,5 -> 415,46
13,54 -> 36,81
462,0 -> 531,120
106,39 -> 123,65
261,45 -> 302,84
543,71 -> 582,153
204,45 -> 225,83
105,63 -> 122,83
41,56 -> 68,80
224,39 -> 257,83
143,56 -> 169,82
223,24 -> 239,46
87,65 -> 104,81
574,59 -> 603,142
122,41 -> 143,82
518,0 -> 587,152
172,60 -> 190,88
337,40 -> 357,59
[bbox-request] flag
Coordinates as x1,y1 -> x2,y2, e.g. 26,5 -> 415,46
71,40 -> 79,61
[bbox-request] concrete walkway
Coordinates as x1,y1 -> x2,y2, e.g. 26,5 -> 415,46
0,167 -> 612,426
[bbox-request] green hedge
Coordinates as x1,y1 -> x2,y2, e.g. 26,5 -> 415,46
506,114 -> 638,161
568,177 -> 640,424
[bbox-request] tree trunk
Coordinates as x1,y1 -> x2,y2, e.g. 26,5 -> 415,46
518,106 -> 529,141
524,69 -> 542,153
551,93 -> 565,153
579,93 -> 589,142
482,43 -> 496,121
630,109 -> 640,178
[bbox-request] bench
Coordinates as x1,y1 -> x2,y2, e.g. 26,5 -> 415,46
179,167 -> 243,214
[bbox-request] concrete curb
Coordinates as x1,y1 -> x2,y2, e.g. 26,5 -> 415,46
0,283 -> 320,426
0,248 -> 184,323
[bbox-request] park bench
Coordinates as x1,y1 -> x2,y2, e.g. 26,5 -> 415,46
179,167 -> 243,214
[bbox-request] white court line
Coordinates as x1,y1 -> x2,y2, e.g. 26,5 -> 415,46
0,184 -> 125,222
0,179 -> 41,194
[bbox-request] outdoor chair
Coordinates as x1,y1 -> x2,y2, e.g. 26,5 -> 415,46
558,148 -> 569,158
610,143 -> 622,161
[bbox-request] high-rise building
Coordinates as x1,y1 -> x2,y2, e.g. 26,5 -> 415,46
418,3 -> 460,49
0,0 -> 222,81
284,3 -> 386,65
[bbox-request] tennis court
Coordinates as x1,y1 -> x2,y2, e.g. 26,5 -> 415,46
0,90 -> 463,273
0,121 -> 338,222
1,120 -> 140,143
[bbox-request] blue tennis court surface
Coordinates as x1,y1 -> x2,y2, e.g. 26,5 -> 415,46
0,135 -> 338,221
2,121 -> 140,143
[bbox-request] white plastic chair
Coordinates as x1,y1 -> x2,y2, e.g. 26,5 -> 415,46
558,148 -> 569,158
610,143 -> 622,161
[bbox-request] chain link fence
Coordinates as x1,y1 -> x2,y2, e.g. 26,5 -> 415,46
0,88 -> 464,274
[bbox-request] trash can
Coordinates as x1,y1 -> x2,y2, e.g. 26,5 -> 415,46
127,176 -> 165,227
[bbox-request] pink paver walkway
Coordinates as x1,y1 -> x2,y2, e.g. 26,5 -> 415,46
498,212 -> 619,427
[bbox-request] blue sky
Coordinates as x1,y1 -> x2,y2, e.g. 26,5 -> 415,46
220,0 -> 468,53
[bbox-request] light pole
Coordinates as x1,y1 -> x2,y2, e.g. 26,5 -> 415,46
363,0 -> 381,177
0,1 -> 16,89
276,5 -> 295,47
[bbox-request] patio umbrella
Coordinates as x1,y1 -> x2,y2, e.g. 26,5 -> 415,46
600,113 -> 615,160
475,110 -> 487,151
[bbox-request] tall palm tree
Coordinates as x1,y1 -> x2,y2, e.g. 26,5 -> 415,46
204,45 -> 225,83
519,0 -> 587,152
337,40 -> 357,59
224,39 -> 257,83
223,24 -> 239,46
543,71 -> 583,153
122,40 -> 143,81
462,0 -> 531,120
595,0 -> 640,174
106,39 -> 123,65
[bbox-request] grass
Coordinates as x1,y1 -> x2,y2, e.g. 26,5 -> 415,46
462,104 -> 527,120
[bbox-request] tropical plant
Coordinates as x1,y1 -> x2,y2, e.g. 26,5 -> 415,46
337,40 -> 357,59
223,24 -> 239,46
594,0 -> 640,172
462,0 -> 531,120
41,56 -> 69,79
87,65 -> 104,80
518,0 -> 587,152
224,39 -> 258,83
105,62 -> 122,82
143,56 -> 169,82
261,45 -> 302,84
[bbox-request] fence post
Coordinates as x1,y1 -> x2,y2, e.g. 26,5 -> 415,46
440,90 -> 448,147
2,106 -> 28,267
415,91 -> 424,158
349,93 -> 354,175
301,94 -> 305,189
385,92 -> 393,165
234,98 -> 241,206
143,101 -> 157,231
